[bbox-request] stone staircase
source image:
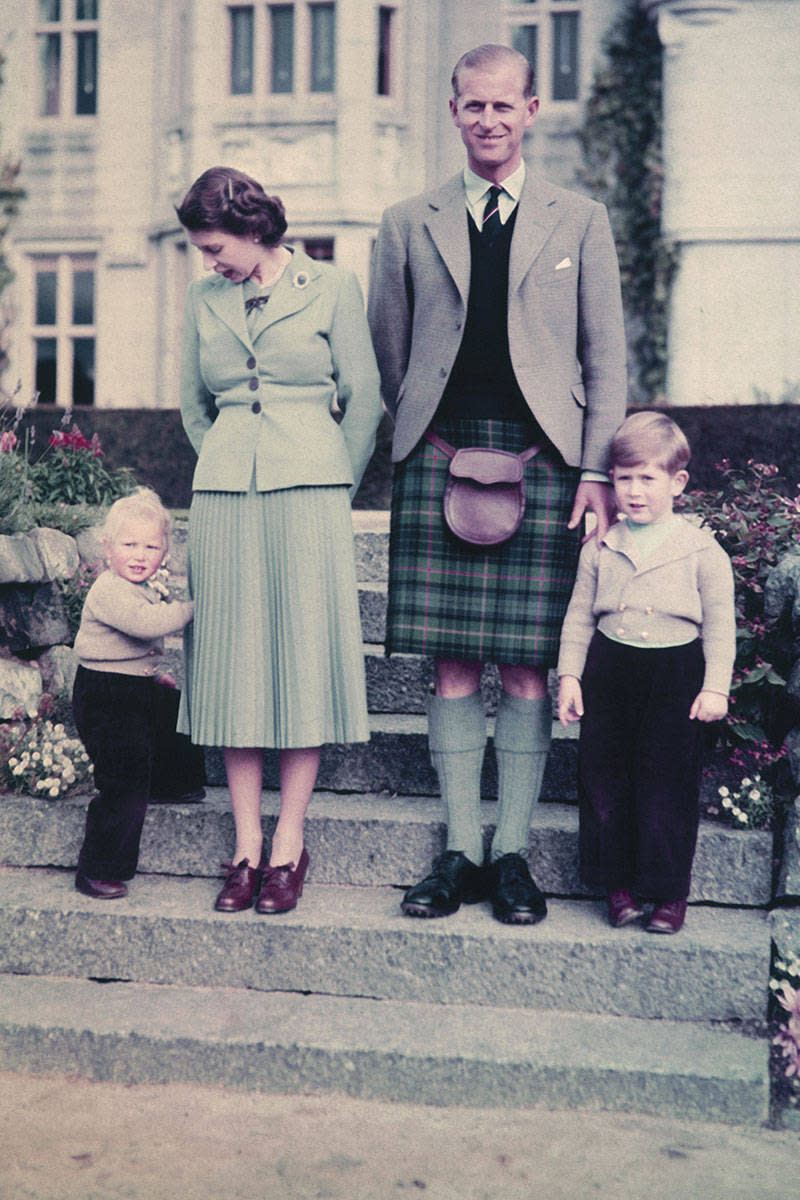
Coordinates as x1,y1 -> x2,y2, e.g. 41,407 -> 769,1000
0,513 -> 775,1123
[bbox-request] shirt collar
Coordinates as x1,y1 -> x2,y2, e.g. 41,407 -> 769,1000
463,162 -> 526,208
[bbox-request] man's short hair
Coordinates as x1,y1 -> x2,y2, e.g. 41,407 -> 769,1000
609,412 -> 691,476
451,44 -> 535,99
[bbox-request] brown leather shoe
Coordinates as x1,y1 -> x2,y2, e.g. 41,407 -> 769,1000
608,889 -> 644,928
255,847 -> 309,914
214,859 -> 260,912
75,873 -> 128,900
646,899 -> 687,934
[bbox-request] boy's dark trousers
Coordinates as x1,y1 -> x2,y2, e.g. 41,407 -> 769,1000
577,633 -> 707,901
72,666 -> 205,881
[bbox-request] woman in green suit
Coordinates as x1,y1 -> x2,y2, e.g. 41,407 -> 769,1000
176,167 -> 382,915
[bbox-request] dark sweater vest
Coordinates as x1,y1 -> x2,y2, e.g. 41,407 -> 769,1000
435,207 -> 537,427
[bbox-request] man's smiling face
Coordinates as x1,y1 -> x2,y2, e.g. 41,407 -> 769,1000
449,60 -> 539,182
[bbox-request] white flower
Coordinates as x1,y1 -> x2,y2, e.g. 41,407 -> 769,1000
48,786 -> 59,798
749,789 -> 761,801
741,777 -> 752,788
721,796 -> 732,809
12,765 -> 24,776
736,811 -> 748,824
718,786 -> 730,798
36,779 -> 48,790
8,757 -> 18,768
731,805 -> 742,817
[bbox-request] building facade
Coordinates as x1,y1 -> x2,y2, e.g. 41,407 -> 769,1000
1,0 -> 624,410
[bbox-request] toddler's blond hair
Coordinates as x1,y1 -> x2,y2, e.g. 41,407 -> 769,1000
102,486 -> 172,552
609,412 -> 691,476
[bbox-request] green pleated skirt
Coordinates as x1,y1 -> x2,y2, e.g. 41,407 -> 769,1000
178,483 -> 369,748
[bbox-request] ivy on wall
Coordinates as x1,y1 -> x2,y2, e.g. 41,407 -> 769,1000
578,2 -> 673,401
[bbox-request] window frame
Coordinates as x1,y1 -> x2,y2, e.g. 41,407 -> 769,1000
29,252 -> 98,407
33,0 -> 100,119
226,2 -> 338,100
506,0 -> 582,107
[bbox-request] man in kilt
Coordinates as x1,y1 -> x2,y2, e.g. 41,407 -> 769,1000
367,44 -> 627,923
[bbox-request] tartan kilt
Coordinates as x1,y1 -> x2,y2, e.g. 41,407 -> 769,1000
386,418 -> 581,666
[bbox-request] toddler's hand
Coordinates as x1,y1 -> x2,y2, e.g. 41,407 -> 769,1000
689,690 -> 728,722
156,672 -> 177,689
558,676 -> 584,726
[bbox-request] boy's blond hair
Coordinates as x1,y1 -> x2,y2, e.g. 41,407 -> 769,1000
609,411 -> 691,476
102,486 -> 171,551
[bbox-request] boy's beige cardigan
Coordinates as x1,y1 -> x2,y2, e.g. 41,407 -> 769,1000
557,515 -> 736,696
73,571 -> 194,677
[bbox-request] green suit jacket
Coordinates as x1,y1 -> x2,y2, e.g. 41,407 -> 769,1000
180,249 -> 382,495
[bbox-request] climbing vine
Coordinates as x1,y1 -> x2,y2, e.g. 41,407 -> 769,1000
578,2 -> 673,400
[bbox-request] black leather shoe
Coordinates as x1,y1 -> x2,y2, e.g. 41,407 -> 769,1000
401,851 -> 485,918
486,853 -> 547,925
75,873 -> 128,899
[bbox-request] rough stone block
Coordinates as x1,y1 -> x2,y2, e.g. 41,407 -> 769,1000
27,528 -> 80,581
0,532 -> 48,584
0,656 -> 42,718
770,909 -> 800,964
776,796 -> 800,901
358,582 -> 387,643
0,582 -> 70,651
37,645 -> 78,698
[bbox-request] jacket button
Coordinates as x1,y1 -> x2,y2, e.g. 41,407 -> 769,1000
439,367 -> 447,378
246,356 -> 256,370
251,401 -> 261,414
248,377 -> 259,391
616,627 -> 625,637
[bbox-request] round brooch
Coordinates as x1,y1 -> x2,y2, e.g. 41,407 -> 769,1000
292,271 -> 310,290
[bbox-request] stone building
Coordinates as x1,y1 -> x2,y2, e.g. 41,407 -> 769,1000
0,0 -> 624,410
0,1 -> 798,413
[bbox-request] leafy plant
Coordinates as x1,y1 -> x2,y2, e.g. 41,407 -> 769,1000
771,951 -> 800,1108
715,775 -> 775,830
28,425 -> 136,506
578,2 -> 673,400
681,461 -> 800,817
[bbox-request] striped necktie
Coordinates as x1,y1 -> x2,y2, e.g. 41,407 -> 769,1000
481,185 -> 503,242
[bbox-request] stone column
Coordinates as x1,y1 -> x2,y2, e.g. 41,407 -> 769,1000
644,0 -> 800,405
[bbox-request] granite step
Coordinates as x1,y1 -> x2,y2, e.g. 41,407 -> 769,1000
0,867 -> 770,1021
198,713 -> 578,799
0,973 -> 769,1124
0,789 -> 773,906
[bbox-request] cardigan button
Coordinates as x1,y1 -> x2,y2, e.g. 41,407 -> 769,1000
246,356 -> 256,369
248,377 -> 259,391
251,401 -> 262,414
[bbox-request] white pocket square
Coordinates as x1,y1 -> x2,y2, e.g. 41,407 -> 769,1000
555,257 -> 572,271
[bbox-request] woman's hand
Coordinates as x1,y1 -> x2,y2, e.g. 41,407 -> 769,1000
689,690 -> 728,722
558,675 -> 584,726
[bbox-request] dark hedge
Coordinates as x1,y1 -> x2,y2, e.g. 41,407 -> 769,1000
13,404 -> 800,510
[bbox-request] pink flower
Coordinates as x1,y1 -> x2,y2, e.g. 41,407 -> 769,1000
0,430 -> 17,452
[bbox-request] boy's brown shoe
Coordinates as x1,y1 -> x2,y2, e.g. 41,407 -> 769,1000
607,889 -> 643,928
646,899 -> 687,934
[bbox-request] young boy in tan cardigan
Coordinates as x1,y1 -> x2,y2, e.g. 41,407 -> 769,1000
557,413 -> 736,933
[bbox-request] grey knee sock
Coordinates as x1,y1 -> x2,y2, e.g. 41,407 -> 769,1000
491,691 -> 552,863
427,691 -> 486,867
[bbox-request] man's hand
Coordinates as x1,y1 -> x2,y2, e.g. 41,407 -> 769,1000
568,480 -> 618,543
689,690 -> 728,722
558,675 -> 584,726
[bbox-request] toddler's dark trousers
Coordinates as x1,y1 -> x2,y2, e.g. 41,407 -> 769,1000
72,666 -> 204,881
577,633 -> 707,901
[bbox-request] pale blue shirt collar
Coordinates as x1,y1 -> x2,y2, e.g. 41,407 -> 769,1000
463,162 -> 526,230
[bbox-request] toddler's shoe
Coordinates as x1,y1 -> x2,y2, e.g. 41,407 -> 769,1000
607,889 -> 643,928
646,898 -> 687,934
75,873 -> 127,900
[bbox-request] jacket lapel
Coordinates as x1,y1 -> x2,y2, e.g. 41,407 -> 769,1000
253,249 -> 322,337
603,517 -> 711,574
509,175 -> 562,296
424,174 -> 471,307
201,275 -> 253,352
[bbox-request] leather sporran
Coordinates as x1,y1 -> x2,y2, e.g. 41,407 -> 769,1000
425,430 -> 540,547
